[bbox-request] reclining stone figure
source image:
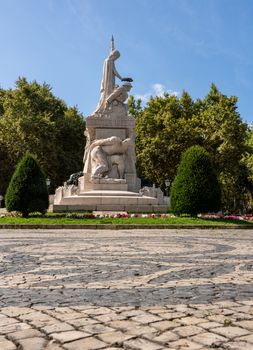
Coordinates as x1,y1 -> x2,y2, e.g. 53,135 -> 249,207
90,136 -> 132,179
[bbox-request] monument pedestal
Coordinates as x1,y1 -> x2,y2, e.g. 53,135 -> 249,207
53,189 -> 167,213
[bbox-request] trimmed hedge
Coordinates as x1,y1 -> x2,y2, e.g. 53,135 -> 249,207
5,153 -> 49,217
171,145 -> 221,215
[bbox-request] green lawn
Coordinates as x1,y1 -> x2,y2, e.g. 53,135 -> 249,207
0,215 -> 252,225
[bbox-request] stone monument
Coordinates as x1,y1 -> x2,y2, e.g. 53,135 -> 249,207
53,37 -> 167,212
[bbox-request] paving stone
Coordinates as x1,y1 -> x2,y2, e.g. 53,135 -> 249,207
98,330 -> 134,344
50,330 -> 90,343
19,311 -> 56,327
149,320 -> 179,331
190,331 -> 228,346
45,341 -> 65,350
223,341 -> 253,349
81,307 -> 112,316
8,328 -> 44,340
237,334 -> 253,343
0,307 -> 33,317
67,317 -> 98,327
42,322 -> 74,334
220,308 -> 238,316
93,313 -> 125,322
0,338 -> 16,350
111,306 -> 134,312
49,311 -> 83,321
174,325 -> 204,337
0,321 -> 31,334
170,339 -> 203,349
63,336 -> 107,350
17,337 -> 48,350
0,317 -> 21,326
147,307 -> 171,314
108,319 -> 139,330
230,306 -> 253,313
178,316 -> 205,325
240,301 -> 253,306
131,313 -> 162,324
124,337 -> 164,350
119,309 -> 142,317
233,312 -> 253,320
198,321 -> 222,329
212,326 -> 251,339
32,306 -> 55,311
235,320 -> 253,331
161,312 -> 186,320
81,323 -> 115,335
214,301 -> 242,308
151,330 -> 179,343
127,324 -> 158,336
208,314 -> 236,324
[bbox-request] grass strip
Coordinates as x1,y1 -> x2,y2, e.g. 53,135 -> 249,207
0,216 -> 252,225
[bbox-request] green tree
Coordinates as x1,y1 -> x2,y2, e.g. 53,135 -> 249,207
241,127 -> 253,209
134,84 -> 248,210
5,153 -> 49,217
171,146 -> 221,215
0,78 -> 85,194
196,84 -> 248,210
128,95 -> 142,118
135,92 -> 200,189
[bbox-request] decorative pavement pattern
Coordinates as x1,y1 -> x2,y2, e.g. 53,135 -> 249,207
0,229 -> 253,349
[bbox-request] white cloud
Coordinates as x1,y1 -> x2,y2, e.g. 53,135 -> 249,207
153,83 -> 166,97
134,92 -> 151,103
134,83 -> 179,103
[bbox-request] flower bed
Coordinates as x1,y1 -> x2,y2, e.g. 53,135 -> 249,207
198,214 -> 253,221
1,211 -> 253,223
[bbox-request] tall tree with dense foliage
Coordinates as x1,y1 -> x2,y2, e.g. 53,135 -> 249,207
0,78 -> 85,194
196,84 -> 248,210
5,153 -> 49,217
170,146 -> 221,215
133,84 -> 248,210
134,91 -> 201,189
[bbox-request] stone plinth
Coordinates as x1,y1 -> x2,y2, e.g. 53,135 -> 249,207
79,176 -> 128,192
53,190 -> 167,212
79,101 -> 141,196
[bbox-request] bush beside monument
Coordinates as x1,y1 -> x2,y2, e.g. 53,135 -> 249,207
5,153 -> 49,217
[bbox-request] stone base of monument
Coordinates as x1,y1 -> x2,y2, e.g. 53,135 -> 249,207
52,188 -> 167,213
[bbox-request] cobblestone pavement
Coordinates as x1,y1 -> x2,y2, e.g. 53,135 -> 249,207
1,229 -> 253,349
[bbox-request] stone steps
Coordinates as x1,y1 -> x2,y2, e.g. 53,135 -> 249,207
78,190 -> 140,197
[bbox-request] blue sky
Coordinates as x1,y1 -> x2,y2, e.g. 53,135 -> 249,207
0,0 -> 253,123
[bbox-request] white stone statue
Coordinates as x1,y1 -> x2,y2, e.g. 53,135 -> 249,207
89,136 -> 132,179
53,37 -> 167,211
95,36 -> 132,114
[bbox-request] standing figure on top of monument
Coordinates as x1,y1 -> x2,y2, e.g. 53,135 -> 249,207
95,36 -> 133,114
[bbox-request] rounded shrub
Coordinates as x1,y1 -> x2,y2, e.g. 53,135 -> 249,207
5,153 -> 49,217
170,145 -> 221,216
